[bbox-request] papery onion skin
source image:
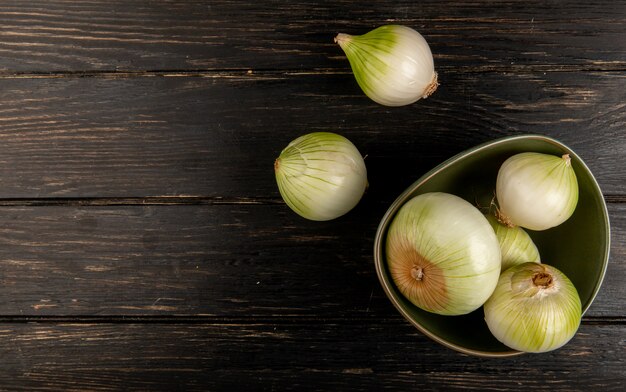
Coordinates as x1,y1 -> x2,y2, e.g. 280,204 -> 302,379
496,152 -> 579,231
486,214 -> 541,271
385,192 -> 501,315
484,262 -> 582,353
335,25 -> 438,107
274,132 -> 367,221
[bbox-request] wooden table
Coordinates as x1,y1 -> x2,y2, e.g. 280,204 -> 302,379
0,1 -> 624,390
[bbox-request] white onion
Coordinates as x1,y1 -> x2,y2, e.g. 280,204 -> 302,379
484,262 -> 582,353
335,25 -> 438,106
485,214 -> 541,271
274,132 -> 367,221
496,152 -> 579,231
385,192 -> 501,315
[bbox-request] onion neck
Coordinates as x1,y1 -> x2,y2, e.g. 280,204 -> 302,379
334,33 -> 352,46
562,154 -> 571,167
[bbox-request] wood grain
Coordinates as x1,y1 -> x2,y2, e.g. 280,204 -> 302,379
0,322 -> 623,391
0,71 -> 624,198
0,0 -> 624,389
0,203 -> 622,317
0,1 -> 625,72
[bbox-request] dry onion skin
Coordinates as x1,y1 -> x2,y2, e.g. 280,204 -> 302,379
274,132 -> 367,221
484,262 -> 582,353
335,25 -> 438,106
496,152 -> 579,231
385,192 -> 501,315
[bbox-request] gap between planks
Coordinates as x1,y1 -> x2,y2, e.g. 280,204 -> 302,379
0,195 -> 622,207
0,64 -> 625,80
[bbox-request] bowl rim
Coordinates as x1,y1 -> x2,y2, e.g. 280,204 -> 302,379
373,134 -> 611,358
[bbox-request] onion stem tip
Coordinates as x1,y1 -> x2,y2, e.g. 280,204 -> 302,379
423,72 -> 439,98
533,272 -> 553,288
495,207 -> 516,228
410,266 -> 424,281
334,33 -> 351,45
562,154 -> 571,166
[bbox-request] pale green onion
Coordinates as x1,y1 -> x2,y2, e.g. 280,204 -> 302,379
386,192 -> 501,315
335,25 -> 438,106
484,262 -> 582,353
274,132 -> 367,221
496,152 -> 579,231
485,214 -> 541,271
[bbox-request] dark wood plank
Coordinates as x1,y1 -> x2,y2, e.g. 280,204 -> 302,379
0,71 -> 624,198
0,322 -> 623,391
0,203 -> 622,317
0,1 -> 625,72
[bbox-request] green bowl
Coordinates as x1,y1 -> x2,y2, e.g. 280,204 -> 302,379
373,135 -> 610,357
